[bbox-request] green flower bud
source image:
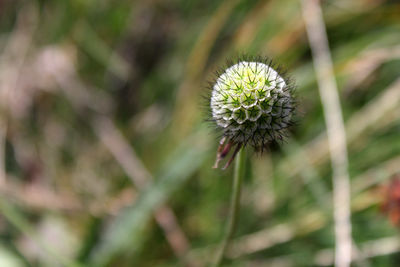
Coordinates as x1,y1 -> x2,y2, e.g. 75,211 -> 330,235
210,59 -> 295,169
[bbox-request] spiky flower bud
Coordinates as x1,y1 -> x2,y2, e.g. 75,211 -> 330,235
210,59 -> 295,169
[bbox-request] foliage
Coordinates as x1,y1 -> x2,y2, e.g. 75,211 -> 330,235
0,0 -> 399,266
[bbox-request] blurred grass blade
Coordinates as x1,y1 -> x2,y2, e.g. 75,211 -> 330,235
0,199 -> 81,267
89,129 -> 209,266
73,20 -> 132,81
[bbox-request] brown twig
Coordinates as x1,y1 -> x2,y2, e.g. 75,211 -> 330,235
93,116 -> 191,259
40,47 -> 192,262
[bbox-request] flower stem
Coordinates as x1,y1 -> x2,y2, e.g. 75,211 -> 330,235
213,147 -> 245,267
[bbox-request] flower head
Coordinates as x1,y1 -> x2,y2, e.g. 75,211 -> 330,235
210,58 -> 295,169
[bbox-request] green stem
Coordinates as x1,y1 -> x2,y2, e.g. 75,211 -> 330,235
213,147 -> 245,267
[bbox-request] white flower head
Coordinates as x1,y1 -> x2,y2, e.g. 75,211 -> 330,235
209,58 -> 296,169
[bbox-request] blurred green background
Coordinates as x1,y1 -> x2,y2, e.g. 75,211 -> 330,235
0,0 -> 399,266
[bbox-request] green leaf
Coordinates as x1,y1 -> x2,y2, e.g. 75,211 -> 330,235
88,130 -> 209,266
